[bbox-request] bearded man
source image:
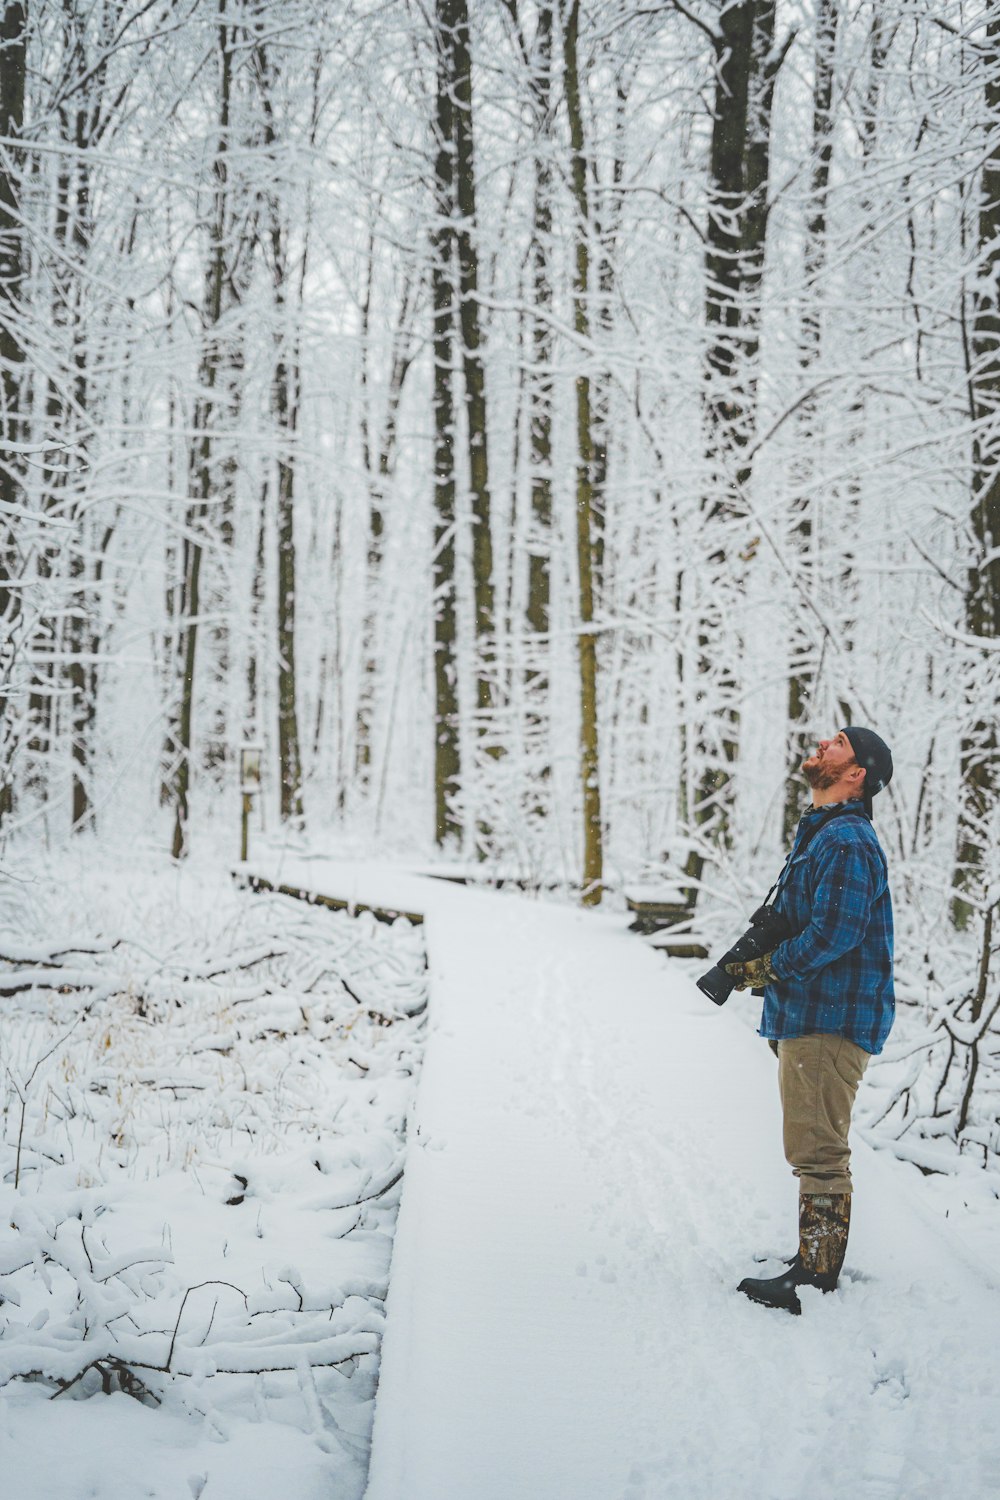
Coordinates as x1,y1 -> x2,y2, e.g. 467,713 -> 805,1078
724,726 -> 895,1314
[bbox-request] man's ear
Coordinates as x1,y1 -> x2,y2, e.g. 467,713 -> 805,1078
849,763 -> 866,791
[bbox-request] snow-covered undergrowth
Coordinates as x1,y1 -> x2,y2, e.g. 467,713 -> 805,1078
0,852 -> 426,1498
858,884 -> 1000,1170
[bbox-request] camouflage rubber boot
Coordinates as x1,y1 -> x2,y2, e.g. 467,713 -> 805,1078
737,1194 -> 851,1315
797,1192 -> 851,1291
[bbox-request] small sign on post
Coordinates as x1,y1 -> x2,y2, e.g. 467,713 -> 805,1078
240,745 -> 262,863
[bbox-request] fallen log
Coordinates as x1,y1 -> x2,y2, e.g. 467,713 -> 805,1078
236,871 -> 425,928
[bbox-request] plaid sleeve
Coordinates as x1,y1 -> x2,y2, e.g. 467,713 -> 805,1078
770,838 -> 874,982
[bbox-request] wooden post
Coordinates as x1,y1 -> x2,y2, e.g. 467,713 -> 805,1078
239,745 -> 262,863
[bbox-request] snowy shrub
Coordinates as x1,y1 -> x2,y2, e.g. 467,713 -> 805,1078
0,861 -> 425,1490
862,875 -> 1000,1171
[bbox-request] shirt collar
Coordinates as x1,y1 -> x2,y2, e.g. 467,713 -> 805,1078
798,800 -> 868,833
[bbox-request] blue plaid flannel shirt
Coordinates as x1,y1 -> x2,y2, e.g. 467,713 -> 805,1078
761,803 -> 895,1055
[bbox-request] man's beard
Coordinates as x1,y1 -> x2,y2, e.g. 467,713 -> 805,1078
802,757 -> 842,791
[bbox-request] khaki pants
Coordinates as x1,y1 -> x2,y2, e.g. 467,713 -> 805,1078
776,1033 -> 870,1196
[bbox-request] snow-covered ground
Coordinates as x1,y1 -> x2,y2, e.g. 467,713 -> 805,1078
2,844 -> 999,1499
0,848 -> 426,1499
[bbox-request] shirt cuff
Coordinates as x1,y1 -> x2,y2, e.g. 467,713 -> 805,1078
769,945 -> 789,981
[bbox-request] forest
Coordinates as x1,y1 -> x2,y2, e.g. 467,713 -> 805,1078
1,0 -> 998,1156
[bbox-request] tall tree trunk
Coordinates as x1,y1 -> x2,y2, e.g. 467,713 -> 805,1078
954,10 -> 1000,923
590,77 -> 626,604
682,1 -> 754,900
274,344 -> 303,824
66,108 -> 93,831
432,0 -> 461,845
246,482 -> 266,740
564,0 -> 602,906
32,3 -> 109,833
683,0 -> 785,898
523,1 -> 554,821
450,0 -> 495,740
738,0 -> 780,402
356,232 -> 379,789
171,0 -> 231,860
703,2 -> 753,506
0,0 -> 27,824
0,0 -> 25,606
254,38 -> 304,825
784,0 -> 839,842
525,2 -> 553,681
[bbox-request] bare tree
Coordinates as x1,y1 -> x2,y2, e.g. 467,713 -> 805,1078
450,0 -> 496,743
682,0 -> 789,897
783,0 -> 839,841
955,8 -> 1000,923
252,33 -> 305,825
170,0 -> 235,860
432,0 -> 461,846
564,0 -> 602,905
0,0 -> 27,825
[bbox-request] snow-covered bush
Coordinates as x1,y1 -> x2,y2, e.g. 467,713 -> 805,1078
864,882 -> 1000,1170
0,859 -> 425,1494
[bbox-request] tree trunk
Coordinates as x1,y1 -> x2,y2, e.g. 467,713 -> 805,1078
246,483 -> 266,740
171,0 -> 231,860
564,0 -> 603,906
784,0 -> 839,843
432,0 -> 461,846
0,0 -> 25,617
684,0 -> 785,897
66,112 -> 93,831
739,0 -> 780,396
682,3 -> 755,899
954,10 -> 1000,923
0,0 -> 27,823
703,2 -> 753,503
590,78 -> 626,604
525,2 -> 554,676
254,38 -> 304,825
450,0 -> 495,739
522,1 -> 554,820
274,348 -> 303,824
172,521 -> 205,860
32,5 -> 112,835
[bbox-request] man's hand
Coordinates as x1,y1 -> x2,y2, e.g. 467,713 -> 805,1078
724,952 -> 779,991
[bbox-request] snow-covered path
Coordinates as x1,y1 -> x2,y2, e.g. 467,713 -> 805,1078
259,858 -> 1000,1500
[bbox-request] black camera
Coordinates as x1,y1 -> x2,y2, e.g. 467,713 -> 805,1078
696,904 -> 795,1007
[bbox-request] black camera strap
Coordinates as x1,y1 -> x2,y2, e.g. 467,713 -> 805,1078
761,802 -> 869,911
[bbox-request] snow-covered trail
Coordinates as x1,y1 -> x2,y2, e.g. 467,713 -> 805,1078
257,858 -> 1000,1500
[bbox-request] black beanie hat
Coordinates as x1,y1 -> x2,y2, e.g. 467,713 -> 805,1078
842,726 -> 893,818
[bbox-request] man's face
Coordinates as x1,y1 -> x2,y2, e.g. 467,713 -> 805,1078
802,730 -> 859,792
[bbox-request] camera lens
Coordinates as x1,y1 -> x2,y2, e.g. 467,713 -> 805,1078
696,966 -> 734,1006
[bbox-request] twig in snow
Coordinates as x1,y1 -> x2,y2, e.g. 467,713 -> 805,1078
324,1167 -> 404,1212
164,1280 -> 249,1374
51,1357 -> 161,1405
8,1013 -> 85,1186
0,940 -> 121,964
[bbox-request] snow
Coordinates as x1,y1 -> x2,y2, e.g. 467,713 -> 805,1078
0,848 -> 426,1499
2,846 -> 1000,1498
